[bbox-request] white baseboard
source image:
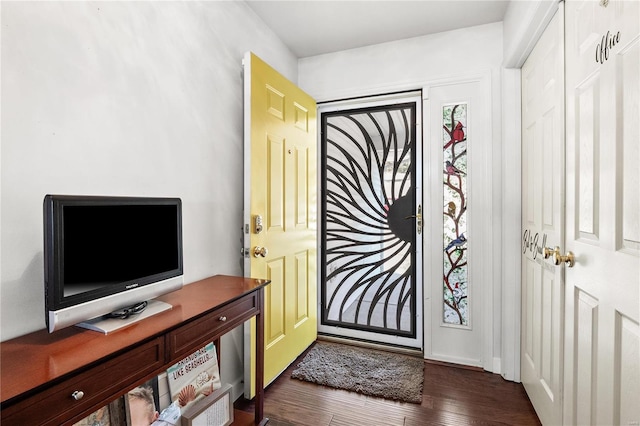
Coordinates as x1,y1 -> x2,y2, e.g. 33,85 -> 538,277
492,357 -> 502,375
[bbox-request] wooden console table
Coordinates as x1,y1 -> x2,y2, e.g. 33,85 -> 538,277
0,275 -> 270,426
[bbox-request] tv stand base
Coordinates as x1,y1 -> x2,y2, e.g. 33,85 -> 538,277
76,299 -> 172,334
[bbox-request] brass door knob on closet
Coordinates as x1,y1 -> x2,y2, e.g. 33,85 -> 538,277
543,246 -> 575,267
554,250 -> 574,267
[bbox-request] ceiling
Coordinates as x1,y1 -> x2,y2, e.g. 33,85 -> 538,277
245,0 -> 510,58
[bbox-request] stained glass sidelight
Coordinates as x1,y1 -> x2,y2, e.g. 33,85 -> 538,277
442,104 -> 468,326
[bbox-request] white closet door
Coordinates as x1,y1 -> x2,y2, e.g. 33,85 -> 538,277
520,8 -> 565,426
564,1 -> 640,424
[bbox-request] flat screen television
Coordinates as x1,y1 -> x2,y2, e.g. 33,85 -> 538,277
44,195 -> 184,333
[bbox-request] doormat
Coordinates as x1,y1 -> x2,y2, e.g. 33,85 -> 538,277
291,342 -> 424,403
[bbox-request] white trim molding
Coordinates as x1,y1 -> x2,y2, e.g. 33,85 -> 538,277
500,68 -> 522,382
503,0 -> 561,68
422,71 -> 496,373
500,0 -> 560,382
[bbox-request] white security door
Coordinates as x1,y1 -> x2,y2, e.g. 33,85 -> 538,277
564,1 -> 640,425
520,8 -> 565,426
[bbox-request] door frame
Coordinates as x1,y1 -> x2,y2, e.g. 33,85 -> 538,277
317,91 -> 424,350
501,0 -> 561,382
313,71 -> 496,370
422,72 -> 494,370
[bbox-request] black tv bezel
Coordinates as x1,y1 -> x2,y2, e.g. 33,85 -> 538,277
43,194 -> 184,322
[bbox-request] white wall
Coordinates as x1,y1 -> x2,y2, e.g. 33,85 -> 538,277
0,0 -> 296,399
298,22 -> 505,372
299,22 -> 502,102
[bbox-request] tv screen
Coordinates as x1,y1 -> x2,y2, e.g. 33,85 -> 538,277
44,195 -> 184,333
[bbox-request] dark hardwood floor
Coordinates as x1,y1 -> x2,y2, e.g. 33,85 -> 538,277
237,341 -> 541,426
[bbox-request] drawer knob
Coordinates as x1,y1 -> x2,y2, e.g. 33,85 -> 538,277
219,316 -> 227,322
72,390 -> 85,401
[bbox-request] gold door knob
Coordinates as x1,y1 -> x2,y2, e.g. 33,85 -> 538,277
553,250 -> 575,267
253,246 -> 268,258
543,246 -> 559,259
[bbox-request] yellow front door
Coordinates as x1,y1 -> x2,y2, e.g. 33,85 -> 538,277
243,52 -> 317,397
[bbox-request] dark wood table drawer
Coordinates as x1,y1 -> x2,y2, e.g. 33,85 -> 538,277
1,337 -> 164,426
167,293 -> 258,361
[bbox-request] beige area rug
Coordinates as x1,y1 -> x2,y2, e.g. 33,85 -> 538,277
290,341 -> 424,403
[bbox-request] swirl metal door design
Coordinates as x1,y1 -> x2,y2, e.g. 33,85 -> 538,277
320,94 -> 422,347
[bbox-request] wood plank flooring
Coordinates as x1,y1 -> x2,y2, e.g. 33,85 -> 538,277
237,341 -> 541,426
